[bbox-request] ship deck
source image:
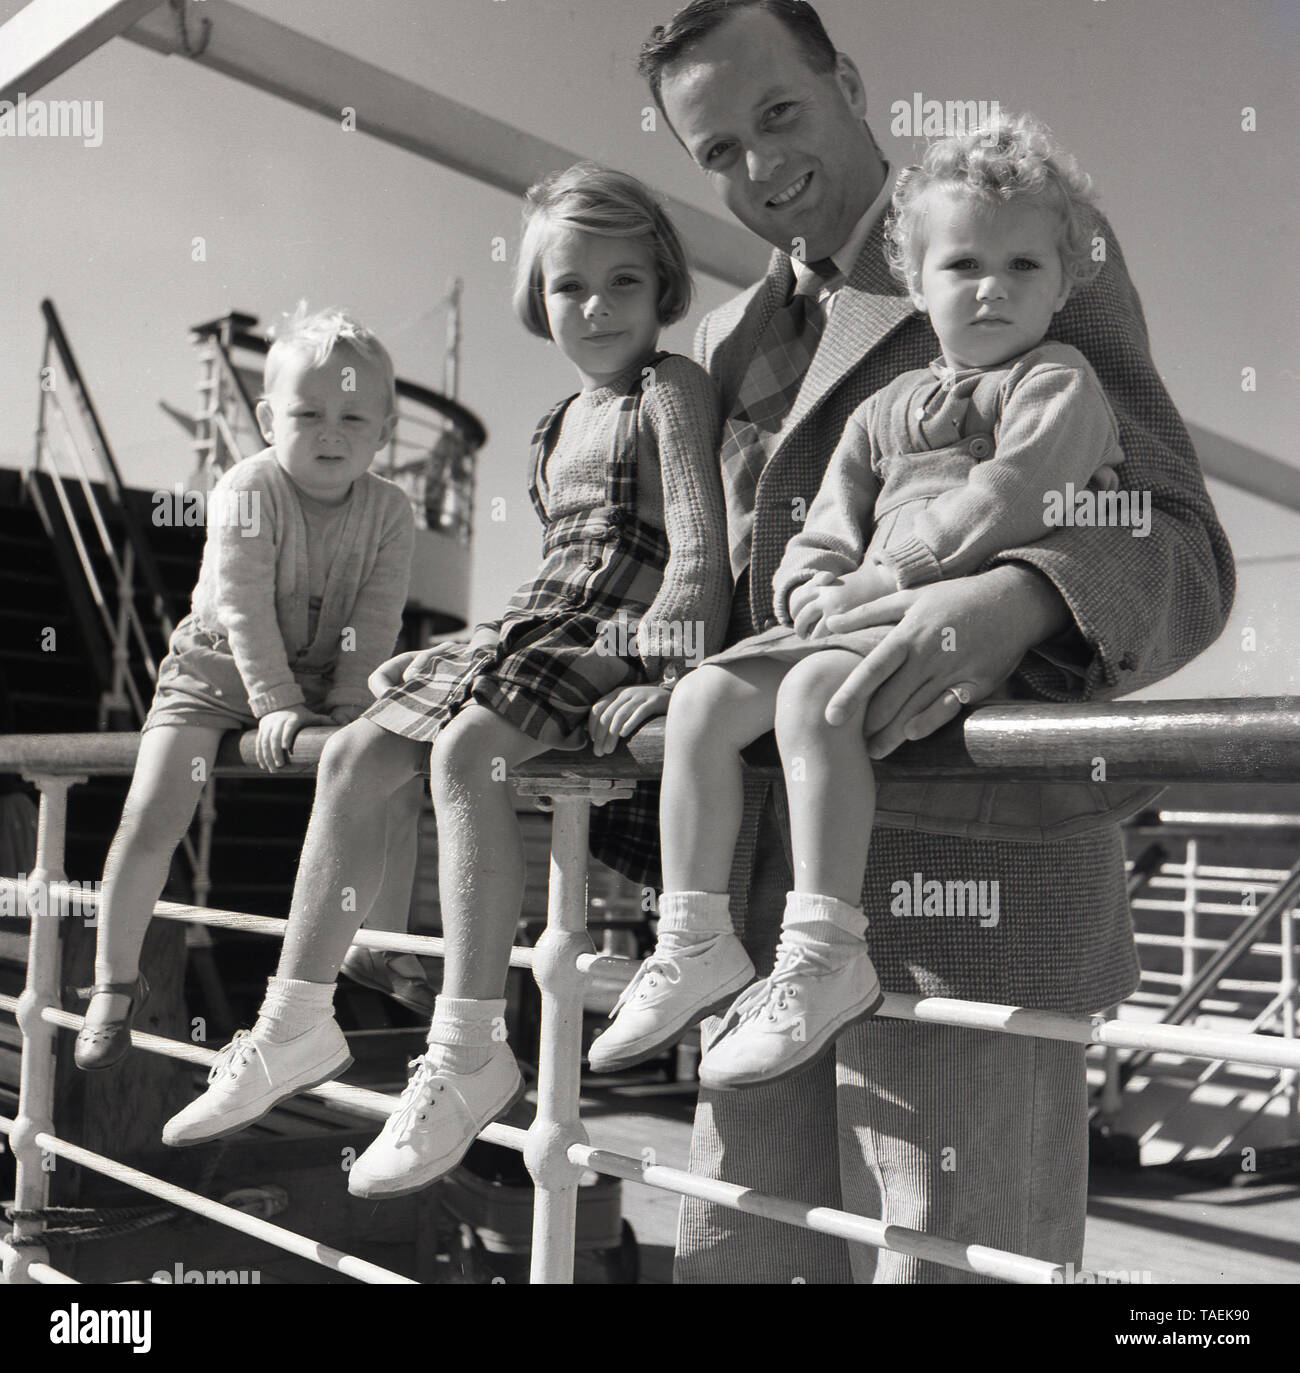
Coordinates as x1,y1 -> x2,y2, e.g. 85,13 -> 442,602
578,1085 -> 1300,1285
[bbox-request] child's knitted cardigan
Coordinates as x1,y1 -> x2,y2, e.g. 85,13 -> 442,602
188,452 -> 414,716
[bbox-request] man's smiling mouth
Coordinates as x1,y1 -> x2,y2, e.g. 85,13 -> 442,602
767,171 -> 811,208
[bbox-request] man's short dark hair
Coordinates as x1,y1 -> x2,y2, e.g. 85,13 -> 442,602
638,1 -> 838,115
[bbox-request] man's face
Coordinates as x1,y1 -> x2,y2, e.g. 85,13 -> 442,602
657,8 -> 880,260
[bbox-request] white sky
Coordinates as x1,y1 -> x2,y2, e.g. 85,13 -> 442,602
2,0 -> 1296,698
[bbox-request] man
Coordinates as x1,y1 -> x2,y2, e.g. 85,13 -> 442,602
620,0 -> 1234,1282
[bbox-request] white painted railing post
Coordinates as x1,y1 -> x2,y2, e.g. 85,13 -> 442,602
1182,838 -> 1199,999
2,773 -> 83,1285
517,778 -> 633,1284
1282,909 -> 1297,1115
1099,1003 -> 1122,1120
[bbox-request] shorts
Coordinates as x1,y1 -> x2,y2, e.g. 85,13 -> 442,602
141,613 -> 332,733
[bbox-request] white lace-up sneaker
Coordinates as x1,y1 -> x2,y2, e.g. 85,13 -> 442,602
587,933 -> 756,1074
698,937 -> 883,1090
162,1019 -> 353,1147
347,1043 -> 524,1199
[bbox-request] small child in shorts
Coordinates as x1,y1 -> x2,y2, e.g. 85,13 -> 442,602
74,305 -> 415,1070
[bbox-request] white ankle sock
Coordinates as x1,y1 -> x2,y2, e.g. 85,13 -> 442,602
781,891 -> 868,950
256,975 -> 336,1043
655,891 -> 733,954
427,996 -> 507,1074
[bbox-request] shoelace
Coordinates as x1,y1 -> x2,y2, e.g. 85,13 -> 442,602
207,1030 -> 271,1088
609,951 -> 683,1018
721,939 -> 836,1031
388,1056 -> 444,1139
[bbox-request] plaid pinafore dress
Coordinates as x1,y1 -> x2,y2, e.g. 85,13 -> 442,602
364,358 -> 672,751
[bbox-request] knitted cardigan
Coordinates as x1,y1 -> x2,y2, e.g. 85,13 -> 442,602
188,452 -> 414,715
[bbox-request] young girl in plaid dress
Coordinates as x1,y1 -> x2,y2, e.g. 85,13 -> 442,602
164,164 -> 730,1197
590,113 -> 1125,1088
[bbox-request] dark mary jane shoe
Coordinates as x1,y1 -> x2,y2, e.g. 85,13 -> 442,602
73,973 -> 150,1071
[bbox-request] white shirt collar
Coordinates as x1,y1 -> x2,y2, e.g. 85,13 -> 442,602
791,159 -> 897,296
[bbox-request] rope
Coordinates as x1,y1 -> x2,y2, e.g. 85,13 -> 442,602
4,1143 -> 224,1245
4,1203 -> 175,1246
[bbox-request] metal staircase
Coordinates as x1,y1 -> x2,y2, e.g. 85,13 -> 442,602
1095,805 -> 1300,1170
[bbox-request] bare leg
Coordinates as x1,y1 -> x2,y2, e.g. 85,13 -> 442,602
427,704 -> 551,1001
775,650 -> 874,905
276,719 -> 426,983
659,660 -> 790,893
363,774 -> 426,935
86,724 -> 226,1028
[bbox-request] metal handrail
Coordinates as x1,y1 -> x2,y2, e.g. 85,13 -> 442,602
3,696 -> 1300,782
36,300 -> 177,642
27,301 -> 220,893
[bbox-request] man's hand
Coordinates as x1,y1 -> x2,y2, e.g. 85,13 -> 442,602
820,564 -> 1072,756
256,703 -> 334,771
588,684 -> 673,756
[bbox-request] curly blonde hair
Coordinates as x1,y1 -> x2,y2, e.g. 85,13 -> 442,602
263,303 -> 397,416
884,111 -> 1102,293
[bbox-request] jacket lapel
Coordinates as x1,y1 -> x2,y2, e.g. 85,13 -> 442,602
711,248 -> 794,414
775,220 -> 917,459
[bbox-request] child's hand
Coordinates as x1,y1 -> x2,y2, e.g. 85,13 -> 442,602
467,625 -> 500,658
329,703 -> 364,726
368,650 -> 424,698
1089,463 -> 1120,492
588,684 -> 673,756
256,704 -> 334,771
792,574 -> 851,639
787,571 -> 839,630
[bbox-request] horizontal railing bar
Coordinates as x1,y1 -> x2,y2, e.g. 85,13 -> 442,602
1151,811 -> 1300,830
0,994 -> 531,1159
1134,898 -> 1298,916
0,1116 -> 415,1285
1143,873 -> 1291,890
23,878 -> 1295,957
0,1238 -> 79,1284
569,1143 -> 1056,1284
1141,866 -> 1291,883
3,696 -> 1300,780
1135,932 -> 1291,957
876,994 -> 1300,1070
6,965 -> 1298,1072
0,883 -> 541,973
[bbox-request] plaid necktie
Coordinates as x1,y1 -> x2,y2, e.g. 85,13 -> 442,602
720,258 -> 841,579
